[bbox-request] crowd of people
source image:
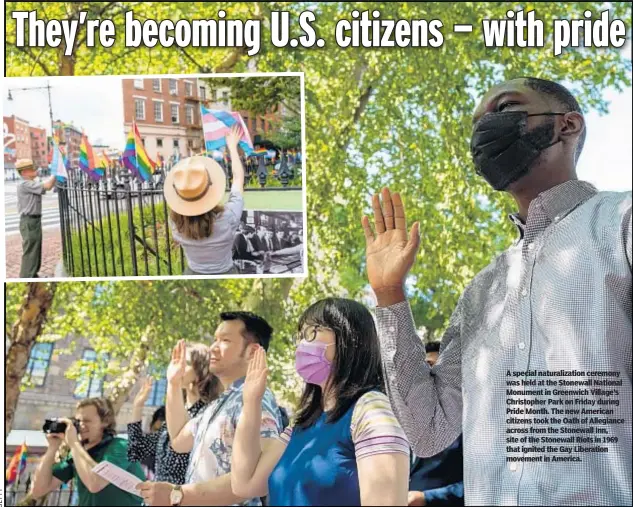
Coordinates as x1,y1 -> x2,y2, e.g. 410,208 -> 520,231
25,77 -> 631,506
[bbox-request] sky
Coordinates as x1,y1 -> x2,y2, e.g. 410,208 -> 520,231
2,74 -> 632,192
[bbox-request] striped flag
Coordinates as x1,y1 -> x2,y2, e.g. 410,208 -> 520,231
6,442 -> 28,485
49,140 -> 68,182
200,106 -> 253,156
79,135 -> 102,181
122,122 -> 156,181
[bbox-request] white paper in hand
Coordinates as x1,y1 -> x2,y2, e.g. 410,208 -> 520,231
92,460 -> 143,497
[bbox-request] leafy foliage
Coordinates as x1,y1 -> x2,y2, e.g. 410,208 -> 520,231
4,1 -> 631,410
204,75 -> 302,117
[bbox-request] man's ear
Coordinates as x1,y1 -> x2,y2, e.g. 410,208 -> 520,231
244,342 -> 258,361
560,111 -> 584,139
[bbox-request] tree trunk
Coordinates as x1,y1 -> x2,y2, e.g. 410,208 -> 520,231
107,331 -> 151,415
5,283 -> 57,437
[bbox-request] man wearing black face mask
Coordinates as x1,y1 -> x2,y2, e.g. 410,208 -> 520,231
362,77 -> 632,506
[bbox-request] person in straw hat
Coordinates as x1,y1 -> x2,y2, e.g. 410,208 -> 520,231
16,159 -> 56,278
165,126 -> 245,275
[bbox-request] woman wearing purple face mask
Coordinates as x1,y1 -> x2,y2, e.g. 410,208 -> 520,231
231,298 -> 410,506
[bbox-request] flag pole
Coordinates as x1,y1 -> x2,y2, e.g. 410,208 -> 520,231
133,120 -> 140,183
200,103 -> 207,157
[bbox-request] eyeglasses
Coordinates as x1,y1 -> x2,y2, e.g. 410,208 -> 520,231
292,325 -> 334,347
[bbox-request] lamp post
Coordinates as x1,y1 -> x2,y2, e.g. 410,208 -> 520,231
7,81 -> 55,175
7,81 -> 55,135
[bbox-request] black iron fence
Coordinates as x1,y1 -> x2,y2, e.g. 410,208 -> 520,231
56,157 -> 302,277
4,484 -> 75,506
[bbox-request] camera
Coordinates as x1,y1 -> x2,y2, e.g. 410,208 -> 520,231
42,418 -> 80,434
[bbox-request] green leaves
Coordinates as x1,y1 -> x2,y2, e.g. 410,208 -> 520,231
5,1 -> 631,407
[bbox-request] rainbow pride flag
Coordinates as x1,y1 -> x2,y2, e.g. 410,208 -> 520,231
6,442 -> 28,485
79,135 -> 102,181
122,122 -> 156,181
201,106 -> 254,156
254,147 -> 268,156
94,151 -> 111,178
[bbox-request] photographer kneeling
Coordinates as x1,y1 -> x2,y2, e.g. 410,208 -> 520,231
31,397 -> 146,506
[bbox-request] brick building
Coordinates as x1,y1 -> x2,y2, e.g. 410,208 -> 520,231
4,116 -> 51,179
52,121 -> 83,169
29,126 -> 48,170
4,115 -> 32,179
122,78 -> 282,163
122,77 -> 208,162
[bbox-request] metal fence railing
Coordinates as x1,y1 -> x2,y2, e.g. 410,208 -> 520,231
57,156 -> 301,277
4,484 -> 76,506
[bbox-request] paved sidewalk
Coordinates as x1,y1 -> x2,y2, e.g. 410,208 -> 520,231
6,228 -> 63,279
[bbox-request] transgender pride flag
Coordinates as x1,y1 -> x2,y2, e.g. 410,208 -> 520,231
201,106 -> 254,156
49,140 -> 68,182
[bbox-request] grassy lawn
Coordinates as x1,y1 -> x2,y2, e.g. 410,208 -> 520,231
231,190 -> 303,211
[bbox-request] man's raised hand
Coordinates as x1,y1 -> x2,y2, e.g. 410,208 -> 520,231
362,188 -> 420,306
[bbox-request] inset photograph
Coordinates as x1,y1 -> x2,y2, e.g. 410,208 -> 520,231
3,73 -> 305,279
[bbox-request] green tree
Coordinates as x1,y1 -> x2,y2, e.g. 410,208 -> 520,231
5,282 -> 57,436
5,279 -> 302,426
5,2 -> 266,76
269,116 -> 302,150
204,75 -> 301,117
4,2 -> 631,413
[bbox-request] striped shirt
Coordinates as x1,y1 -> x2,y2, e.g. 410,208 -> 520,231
278,391 -> 409,458
375,180 -> 632,505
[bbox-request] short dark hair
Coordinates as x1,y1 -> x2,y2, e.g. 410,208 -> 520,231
294,298 -> 384,430
150,406 -> 166,428
220,311 -> 273,351
425,341 -> 441,354
522,77 -> 586,160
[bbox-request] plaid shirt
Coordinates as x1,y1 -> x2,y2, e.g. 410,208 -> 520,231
376,180 -> 632,505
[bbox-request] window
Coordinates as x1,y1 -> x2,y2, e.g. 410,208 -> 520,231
173,139 -> 180,148
134,79 -> 144,89
152,79 -> 161,92
156,138 -> 163,148
199,86 -> 206,101
74,349 -> 106,399
260,118 -> 266,131
141,137 -> 146,146
185,82 -> 193,96
185,104 -> 194,124
25,342 -> 54,387
153,101 -> 163,122
251,118 -> 257,133
135,99 -> 145,120
171,104 -> 179,124
146,375 -> 168,406
169,79 -> 178,95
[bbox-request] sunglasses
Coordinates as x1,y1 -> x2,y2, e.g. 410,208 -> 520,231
292,325 -> 334,347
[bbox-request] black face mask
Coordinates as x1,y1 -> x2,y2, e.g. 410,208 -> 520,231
470,111 -> 564,191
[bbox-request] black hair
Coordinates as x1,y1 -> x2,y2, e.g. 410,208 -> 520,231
425,341 -> 441,354
294,298 -> 384,430
220,311 -> 273,351
521,77 -> 586,161
150,406 -> 166,428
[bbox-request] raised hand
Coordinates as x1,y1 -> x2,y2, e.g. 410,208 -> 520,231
226,125 -> 243,152
362,188 -> 420,305
134,378 -> 153,407
243,346 -> 268,407
166,340 -> 187,387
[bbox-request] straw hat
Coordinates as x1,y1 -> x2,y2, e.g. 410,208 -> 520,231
16,159 -> 35,172
164,156 -> 226,216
